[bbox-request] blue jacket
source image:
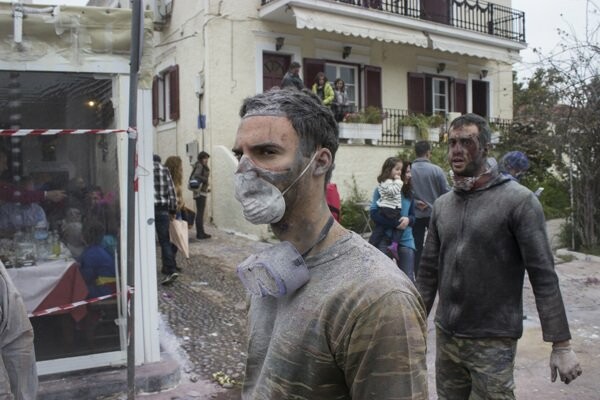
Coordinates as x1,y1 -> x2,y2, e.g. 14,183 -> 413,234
79,245 -> 116,298
369,188 -> 416,250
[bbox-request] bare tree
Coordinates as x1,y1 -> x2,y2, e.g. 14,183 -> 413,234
513,0 -> 599,249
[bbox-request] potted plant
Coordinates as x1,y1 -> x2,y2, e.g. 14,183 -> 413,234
398,113 -> 445,141
339,106 -> 385,143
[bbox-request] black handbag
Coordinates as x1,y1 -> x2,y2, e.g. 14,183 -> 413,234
188,178 -> 200,190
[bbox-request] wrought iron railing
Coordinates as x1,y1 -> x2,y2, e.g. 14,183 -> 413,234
346,108 -> 512,147
260,0 -> 525,43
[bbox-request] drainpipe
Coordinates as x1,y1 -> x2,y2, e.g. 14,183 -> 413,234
13,4 -> 58,49
13,3 -> 23,46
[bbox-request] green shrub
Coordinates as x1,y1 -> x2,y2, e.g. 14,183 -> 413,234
521,174 -> 569,219
340,176 -> 371,233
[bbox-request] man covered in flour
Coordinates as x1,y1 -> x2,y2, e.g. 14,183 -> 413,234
232,88 -> 428,399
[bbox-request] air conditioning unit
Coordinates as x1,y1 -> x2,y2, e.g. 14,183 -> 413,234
153,0 -> 173,31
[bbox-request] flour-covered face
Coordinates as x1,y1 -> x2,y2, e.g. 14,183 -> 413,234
448,124 -> 487,177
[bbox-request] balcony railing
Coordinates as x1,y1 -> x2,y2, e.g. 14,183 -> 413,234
347,108 -> 512,146
261,0 -> 525,43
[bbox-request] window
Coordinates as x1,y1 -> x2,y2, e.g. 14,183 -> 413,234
304,58 -> 382,109
432,77 -> 448,115
408,73 -> 463,116
325,64 -> 358,107
152,65 -> 179,126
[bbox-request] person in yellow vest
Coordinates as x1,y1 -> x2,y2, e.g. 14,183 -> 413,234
311,72 -> 334,107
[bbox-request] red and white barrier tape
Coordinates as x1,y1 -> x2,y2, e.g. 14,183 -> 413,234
0,129 -> 128,136
29,286 -> 134,318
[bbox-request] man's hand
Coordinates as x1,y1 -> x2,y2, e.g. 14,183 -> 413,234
550,344 -> 582,384
415,200 -> 429,211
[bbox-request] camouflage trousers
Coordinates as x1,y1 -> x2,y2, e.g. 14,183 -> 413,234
436,327 -> 517,400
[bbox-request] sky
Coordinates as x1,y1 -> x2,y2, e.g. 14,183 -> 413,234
7,0 -> 594,82
512,0 -> 592,81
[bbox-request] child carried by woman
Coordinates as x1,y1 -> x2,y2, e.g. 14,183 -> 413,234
368,157 -> 404,259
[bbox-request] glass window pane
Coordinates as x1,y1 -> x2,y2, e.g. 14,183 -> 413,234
0,71 -> 124,362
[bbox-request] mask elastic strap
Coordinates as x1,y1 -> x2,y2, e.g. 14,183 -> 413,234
301,215 -> 335,258
281,151 -> 319,197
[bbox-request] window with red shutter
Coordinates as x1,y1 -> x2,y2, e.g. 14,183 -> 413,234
169,65 -> 180,121
151,64 -> 180,125
454,79 -> 467,114
364,65 -> 382,109
303,58 -> 325,89
408,73 -> 426,114
152,76 -> 159,126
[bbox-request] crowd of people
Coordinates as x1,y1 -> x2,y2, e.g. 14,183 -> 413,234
0,66 -> 584,400
153,150 -> 212,286
280,62 -> 352,122
230,89 -> 582,399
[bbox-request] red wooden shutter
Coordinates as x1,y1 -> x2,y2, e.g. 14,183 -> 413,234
169,64 -> 180,121
303,58 -> 326,89
152,76 -> 159,126
364,65 -> 382,109
407,73 -> 426,114
454,79 -> 467,114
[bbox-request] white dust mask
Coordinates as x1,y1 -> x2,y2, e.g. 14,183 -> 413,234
234,152 -> 318,224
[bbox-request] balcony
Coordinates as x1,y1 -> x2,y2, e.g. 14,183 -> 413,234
261,0 -> 525,43
342,108 -> 512,146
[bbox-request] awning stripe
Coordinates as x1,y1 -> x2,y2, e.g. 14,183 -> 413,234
293,7 -> 429,48
428,33 -> 520,64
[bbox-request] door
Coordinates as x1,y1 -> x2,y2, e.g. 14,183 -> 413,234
472,80 -> 489,118
263,53 -> 289,92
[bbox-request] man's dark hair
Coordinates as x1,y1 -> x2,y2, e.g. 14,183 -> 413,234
414,141 -> 431,157
83,218 -> 106,246
153,154 -> 161,162
289,61 -> 301,71
449,113 -> 491,147
239,89 -> 339,182
198,151 -> 210,161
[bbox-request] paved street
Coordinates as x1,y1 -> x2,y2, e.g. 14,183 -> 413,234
139,221 -> 600,400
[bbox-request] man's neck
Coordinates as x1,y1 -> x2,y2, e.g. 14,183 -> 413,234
272,202 -> 343,256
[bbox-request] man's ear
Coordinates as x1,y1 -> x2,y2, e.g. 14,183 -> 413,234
313,148 -> 332,177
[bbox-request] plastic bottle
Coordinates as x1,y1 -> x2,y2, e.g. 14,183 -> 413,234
52,230 -> 61,258
33,222 -> 49,261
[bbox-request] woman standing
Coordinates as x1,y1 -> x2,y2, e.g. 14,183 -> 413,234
311,72 -> 334,107
369,158 -> 416,282
332,78 -> 350,122
165,156 -> 184,259
190,151 -> 211,239
164,156 -> 184,218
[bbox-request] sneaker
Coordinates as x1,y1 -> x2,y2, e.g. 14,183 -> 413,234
196,233 -> 212,239
387,242 -> 399,260
161,272 -> 179,285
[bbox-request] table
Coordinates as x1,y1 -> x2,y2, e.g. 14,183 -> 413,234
7,259 -> 89,321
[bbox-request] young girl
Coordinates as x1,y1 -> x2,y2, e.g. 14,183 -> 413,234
368,157 -> 404,259
332,78 -> 350,122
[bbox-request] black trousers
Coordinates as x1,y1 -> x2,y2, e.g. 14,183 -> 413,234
194,195 -> 207,237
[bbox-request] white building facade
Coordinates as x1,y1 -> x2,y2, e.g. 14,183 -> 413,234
150,0 -> 526,238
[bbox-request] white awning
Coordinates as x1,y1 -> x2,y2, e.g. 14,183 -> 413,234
293,6 -> 429,48
428,33 -> 521,64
